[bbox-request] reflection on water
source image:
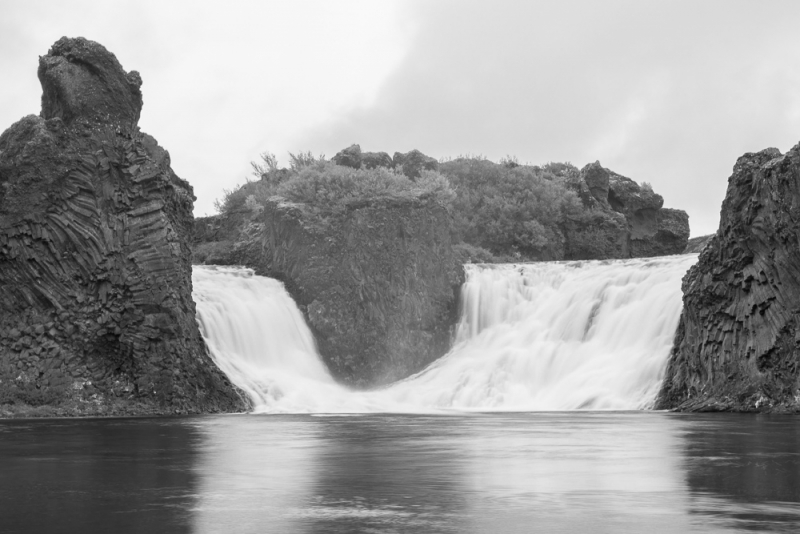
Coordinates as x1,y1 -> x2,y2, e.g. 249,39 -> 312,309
0,419 -> 200,533
680,415 -> 800,532
1,413 -> 799,533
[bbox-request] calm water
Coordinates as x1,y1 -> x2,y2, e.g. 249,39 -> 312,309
1,413 -> 799,533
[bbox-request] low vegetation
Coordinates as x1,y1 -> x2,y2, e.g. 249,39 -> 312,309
215,152 -> 455,217
214,149 -> 604,261
441,158 -> 584,259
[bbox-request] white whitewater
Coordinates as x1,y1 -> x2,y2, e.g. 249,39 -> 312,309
193,255 -> 697,413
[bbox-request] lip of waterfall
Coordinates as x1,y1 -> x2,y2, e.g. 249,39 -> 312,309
193,254 -> 698,414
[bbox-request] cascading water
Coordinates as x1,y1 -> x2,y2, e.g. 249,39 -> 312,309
193,266 -> 343,412
193,255 -> 697,413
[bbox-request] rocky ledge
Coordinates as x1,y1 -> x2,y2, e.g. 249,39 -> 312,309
0,37 -> 247,416
656,144 -> 800,412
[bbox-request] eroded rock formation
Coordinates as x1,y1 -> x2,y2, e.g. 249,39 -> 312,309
567,162 -> 689,259
0,37 -> 246,415
656,145 -> 800,412
231,196 -> 463,388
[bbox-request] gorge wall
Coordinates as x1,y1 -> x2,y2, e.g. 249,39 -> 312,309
228,196 -> 463,388
0,37 -> 246,416
656,144 -> 800,412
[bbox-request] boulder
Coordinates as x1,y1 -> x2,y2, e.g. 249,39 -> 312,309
0,37 -> 246,415
656,145 -> 800,412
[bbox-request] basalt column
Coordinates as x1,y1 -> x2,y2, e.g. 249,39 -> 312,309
657,144 -> 800,412
0,37 -> 246,414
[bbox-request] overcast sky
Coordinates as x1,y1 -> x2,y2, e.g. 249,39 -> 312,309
3,0 -> 800,237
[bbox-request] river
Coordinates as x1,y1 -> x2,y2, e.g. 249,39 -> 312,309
2,412 -> 799,533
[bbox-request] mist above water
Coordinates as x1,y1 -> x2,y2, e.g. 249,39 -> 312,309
193,255 -> 697,413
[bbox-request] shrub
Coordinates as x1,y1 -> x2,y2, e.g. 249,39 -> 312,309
453,243 -> 498,264
277,162 -> 455,207
441,157 -> 582,259
288,151 -> 325,171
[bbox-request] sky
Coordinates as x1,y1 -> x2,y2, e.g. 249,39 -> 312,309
3,0 -> 800,237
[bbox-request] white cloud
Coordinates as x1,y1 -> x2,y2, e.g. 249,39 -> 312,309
0,0 -> 414,215
4,0 -> 800,236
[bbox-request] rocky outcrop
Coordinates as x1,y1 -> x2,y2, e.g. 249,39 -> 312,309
0,37 -> 246,416
232,195 -> 463,388
568,162 -> 689,259
656,145 -> 800,412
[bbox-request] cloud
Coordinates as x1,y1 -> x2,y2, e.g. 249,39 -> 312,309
294,0 -> 800,236
5,0 -> 800,235
0,0 -> 413,217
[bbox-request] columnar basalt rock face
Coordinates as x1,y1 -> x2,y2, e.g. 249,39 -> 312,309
0,37 -> 246,415
656,145 -> 800,412
234,196 -> 463,388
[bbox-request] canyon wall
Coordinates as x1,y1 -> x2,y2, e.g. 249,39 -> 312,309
0,37 -> 246,415
229,196 -> 463,388
657,145 -> 800,412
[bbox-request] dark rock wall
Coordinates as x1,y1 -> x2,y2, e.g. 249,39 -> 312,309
656,145 -> 800,412
567,162 -> 690,259
234,196 -> 463,388
0,37 -> 245,415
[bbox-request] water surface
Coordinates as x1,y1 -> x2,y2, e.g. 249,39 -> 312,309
2,412 -> 799,533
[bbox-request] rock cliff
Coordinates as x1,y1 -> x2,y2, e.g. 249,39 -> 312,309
567,162 -> 689,259
229,196 -> 463,388
0,37 -> 246,416
656,144 -> 800,412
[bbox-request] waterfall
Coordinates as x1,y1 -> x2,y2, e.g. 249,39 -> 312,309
193,266 -> 344,412
193,255 -> 697,413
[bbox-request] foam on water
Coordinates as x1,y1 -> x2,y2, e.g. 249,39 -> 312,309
193,255 -> 697,413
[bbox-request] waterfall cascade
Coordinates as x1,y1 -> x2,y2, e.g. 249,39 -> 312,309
193,255 -> 697,413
